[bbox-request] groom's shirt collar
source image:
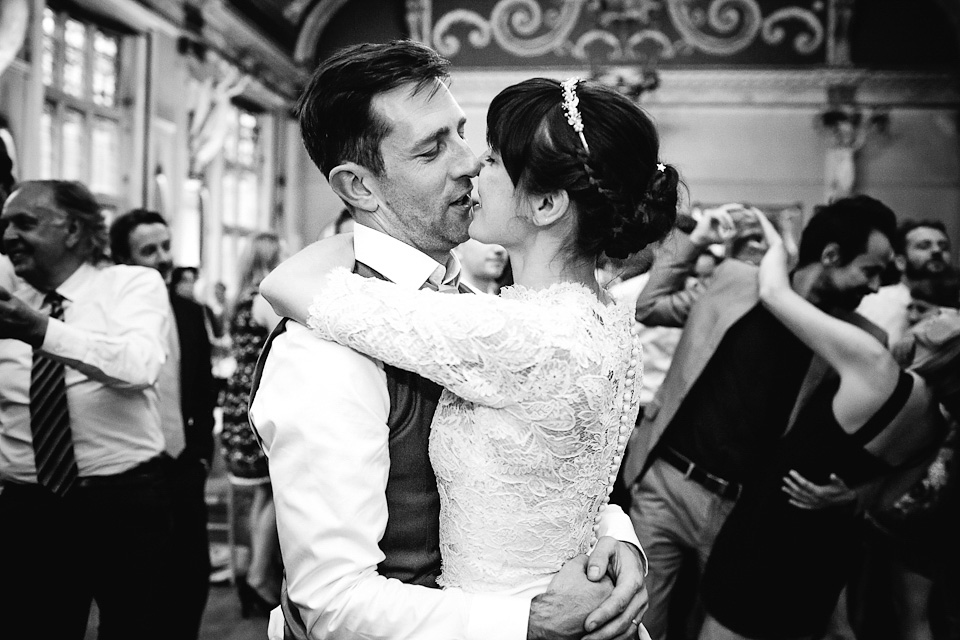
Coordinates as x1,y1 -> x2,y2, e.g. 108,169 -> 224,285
353,223 -> 461,289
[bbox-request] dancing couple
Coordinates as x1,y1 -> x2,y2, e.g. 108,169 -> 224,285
250,40 -> 677,640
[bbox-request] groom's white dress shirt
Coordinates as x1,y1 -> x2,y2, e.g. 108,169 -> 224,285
251,224 -> 641,640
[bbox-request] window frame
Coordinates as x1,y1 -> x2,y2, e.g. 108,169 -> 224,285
40,6 -> 127,210
217,104 -> 268,295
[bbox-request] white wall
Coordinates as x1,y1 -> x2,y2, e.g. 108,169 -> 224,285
286,135 -> 340,248
450,69 -> 960,253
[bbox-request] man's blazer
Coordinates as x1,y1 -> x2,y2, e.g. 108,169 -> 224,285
170,293 -> 216,465
621,234 -> 886,487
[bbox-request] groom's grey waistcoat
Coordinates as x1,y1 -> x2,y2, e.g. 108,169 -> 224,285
351,260 -> 445,586
250,261 -> 467,639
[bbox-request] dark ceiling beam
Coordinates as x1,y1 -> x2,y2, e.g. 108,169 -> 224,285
67,0 -> 182,36
931,0 -> 960,64
64,0 -> 308,103
294,0 -> 352,64
202,0 -> 309,102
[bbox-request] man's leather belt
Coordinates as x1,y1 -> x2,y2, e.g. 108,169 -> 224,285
76,455 -> 167,489
660,447 -> 742,501
2,456 -> 166,495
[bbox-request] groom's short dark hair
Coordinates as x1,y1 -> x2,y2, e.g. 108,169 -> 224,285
296,40 -> 451,178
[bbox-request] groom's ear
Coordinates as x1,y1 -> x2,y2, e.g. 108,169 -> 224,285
530,189 -> 570,227
329,163 -> 379,213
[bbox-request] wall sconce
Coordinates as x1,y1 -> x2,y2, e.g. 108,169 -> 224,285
818,84 -> 891,201
587,0 -> 662,100
820,85 -> 890,135
592,65 -> 660,100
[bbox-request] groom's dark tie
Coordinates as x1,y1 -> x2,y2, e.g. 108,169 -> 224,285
30,292 -> 79,497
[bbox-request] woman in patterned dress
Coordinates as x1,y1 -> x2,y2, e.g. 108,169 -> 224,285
220,231 -> 284,615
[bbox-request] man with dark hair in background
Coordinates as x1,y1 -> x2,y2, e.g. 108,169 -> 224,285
0,180 -> 174,638
623,195 -> 897,638
109,208 -> 215,640
859,219 -> 954,345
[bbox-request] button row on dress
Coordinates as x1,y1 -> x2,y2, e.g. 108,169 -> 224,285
592,330 -> 640,550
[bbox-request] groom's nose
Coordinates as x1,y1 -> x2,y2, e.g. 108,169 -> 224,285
451,136 -> 481,179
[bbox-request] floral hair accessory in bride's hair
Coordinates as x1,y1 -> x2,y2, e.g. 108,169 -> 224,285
561,77 -> 590,153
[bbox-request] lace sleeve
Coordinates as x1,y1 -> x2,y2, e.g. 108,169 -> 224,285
306,268 -> 586,407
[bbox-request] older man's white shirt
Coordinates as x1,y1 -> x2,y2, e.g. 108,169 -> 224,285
0,263 -> 169,481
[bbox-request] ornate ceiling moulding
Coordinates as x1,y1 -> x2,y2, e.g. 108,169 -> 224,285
199,0 -> 309,103
295,0 -> 352,64
450,68 -> 960,108
430,0 -> 829,68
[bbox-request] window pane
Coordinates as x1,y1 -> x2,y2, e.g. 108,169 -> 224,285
63,20 -> 87,97
40,104 -> 55,179
90,117 -> 119,195
220,233 -> 248,296
92,31 -> 119,107
237,112 -> 258,166
237,172 -> 259,228
220,234 -> 235,292
42,9 -> 57,87
61,109 -> 85,180
221,173 -> 237,226
223,112 -> 238,164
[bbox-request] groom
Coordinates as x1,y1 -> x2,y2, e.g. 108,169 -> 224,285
249,40 -> 648,640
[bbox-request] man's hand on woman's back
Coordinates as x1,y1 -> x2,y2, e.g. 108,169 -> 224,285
527,537 -> 647,640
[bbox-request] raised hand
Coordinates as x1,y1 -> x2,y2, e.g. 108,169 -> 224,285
0,286 -> 47,346
689,205 -> 737,248
757,212 -> 793,296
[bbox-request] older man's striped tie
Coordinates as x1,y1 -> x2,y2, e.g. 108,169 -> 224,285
30,292 -> 79,497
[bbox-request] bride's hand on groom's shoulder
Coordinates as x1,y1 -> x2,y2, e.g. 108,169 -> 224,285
259,233 -> 356,323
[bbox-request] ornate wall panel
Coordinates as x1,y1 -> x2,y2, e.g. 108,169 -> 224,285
429,0 -> 828,67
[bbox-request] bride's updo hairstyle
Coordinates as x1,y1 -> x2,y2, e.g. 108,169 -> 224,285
486,77 -> 678,259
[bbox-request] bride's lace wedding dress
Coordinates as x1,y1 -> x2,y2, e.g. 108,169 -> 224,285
306,269 -> 642,597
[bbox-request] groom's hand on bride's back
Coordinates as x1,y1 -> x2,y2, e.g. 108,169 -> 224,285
527,555 -> 612,640
584,537 -> 648,640
527,538 -> 647,640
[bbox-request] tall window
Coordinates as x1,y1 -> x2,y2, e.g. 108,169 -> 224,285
40,7 -> 125,206
220,106 -> 264,292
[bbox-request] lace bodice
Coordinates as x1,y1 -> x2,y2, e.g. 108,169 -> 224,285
307,269 -> 642,593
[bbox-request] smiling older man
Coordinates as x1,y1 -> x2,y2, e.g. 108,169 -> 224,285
0,180 -> 174,639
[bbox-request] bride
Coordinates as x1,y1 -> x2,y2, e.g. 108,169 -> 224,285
262,75 -> 678,638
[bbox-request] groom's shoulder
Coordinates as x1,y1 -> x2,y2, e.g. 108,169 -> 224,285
262,319 -> 385,376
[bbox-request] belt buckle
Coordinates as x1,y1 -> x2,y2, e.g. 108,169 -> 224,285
729,483 -> 742,501
707,472 -> 740,500
705,471 -> 727,493
682,460 -> 695,480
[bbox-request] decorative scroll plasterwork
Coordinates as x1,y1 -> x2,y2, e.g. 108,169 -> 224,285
432,0 -> 825,62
